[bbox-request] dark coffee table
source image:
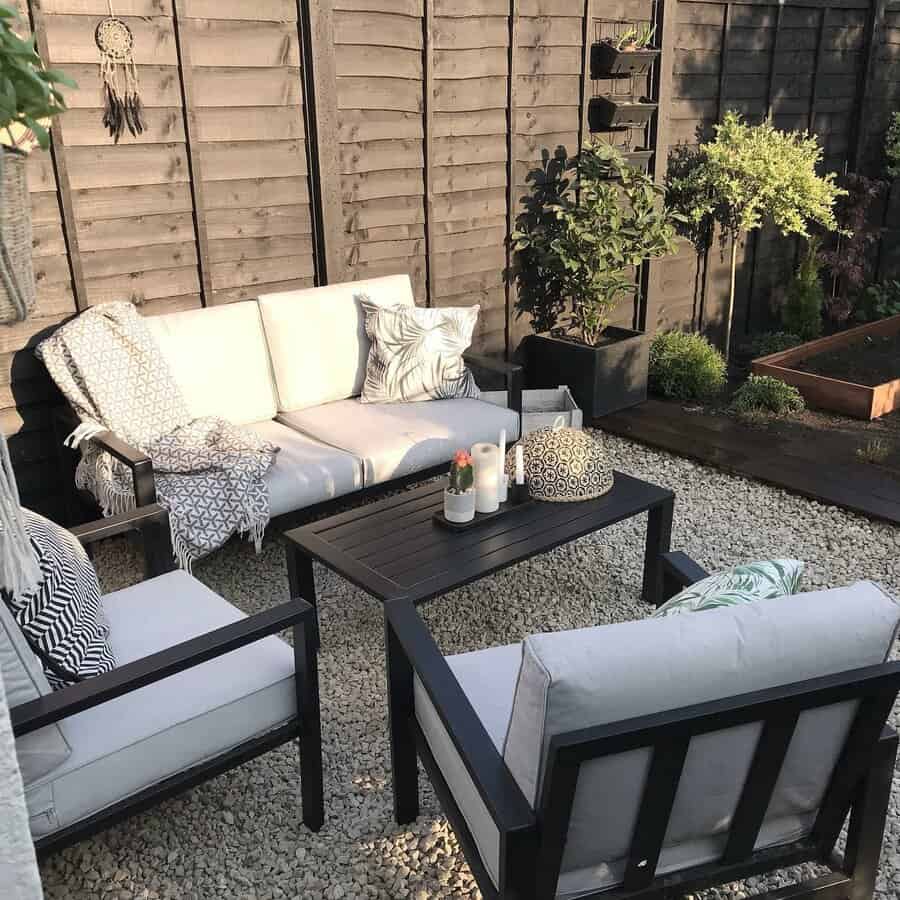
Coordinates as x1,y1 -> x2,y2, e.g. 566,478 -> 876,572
284,471 -> 675,631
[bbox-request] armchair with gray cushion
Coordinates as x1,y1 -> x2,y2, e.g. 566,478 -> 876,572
4,504 -> 323,856
385,552 -> 900,900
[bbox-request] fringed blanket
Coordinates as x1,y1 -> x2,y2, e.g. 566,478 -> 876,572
36,303 -> 278,569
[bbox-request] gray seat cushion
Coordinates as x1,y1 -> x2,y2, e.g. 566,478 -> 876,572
249,419 -> 364,517
26,570 -> 296,838
0,601 -> 70,786
278,397 -> 521,487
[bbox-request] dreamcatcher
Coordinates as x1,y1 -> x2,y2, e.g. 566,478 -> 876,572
95,7 -> 145,142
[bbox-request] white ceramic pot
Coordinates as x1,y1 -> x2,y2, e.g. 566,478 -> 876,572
443,488 -> 476,523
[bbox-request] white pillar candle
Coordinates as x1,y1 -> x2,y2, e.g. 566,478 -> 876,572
471,442 -> 499,513
497,429 -> 507,503
515,444 -> 525,486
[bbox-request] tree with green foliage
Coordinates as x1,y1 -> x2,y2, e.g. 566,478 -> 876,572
780,237 -> 825,341
512,140 -> 681,346
0,4 -> 74,150
666,112 -> 844,361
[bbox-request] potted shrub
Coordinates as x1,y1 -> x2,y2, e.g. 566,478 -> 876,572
589,96 -> 657,130
443,449 -> 475,524
0,4 -> 74,322
592,24 -> 659,77
512,141 -> 681,418
666,111 -> 844,361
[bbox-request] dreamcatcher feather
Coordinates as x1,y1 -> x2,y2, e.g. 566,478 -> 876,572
95,9 -> 145,142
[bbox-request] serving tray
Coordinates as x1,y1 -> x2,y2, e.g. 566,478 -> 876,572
433,495 -> 533,532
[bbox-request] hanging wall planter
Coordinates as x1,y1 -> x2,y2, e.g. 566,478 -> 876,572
591,41 -> 660,77
0,146 -> 36,323
589,97 -> 657,130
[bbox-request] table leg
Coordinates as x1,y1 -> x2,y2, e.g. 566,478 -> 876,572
385,614 -> 419,824
642,497 -> 674,606
288,544 -> 320,647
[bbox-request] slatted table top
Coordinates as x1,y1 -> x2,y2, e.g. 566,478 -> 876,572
285,471 -> 674,605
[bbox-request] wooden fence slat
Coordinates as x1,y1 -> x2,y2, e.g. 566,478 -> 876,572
506,0 -> 519,355
424,0 -> 436,305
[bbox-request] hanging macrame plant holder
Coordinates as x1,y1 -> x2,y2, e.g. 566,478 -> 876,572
96,14 -> 145,142
0,146 -> 37,324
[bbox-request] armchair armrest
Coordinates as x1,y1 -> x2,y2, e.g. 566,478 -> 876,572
464,352 -> 523,414
11,598 -> 316,737
71,503 -> 174,578
385,598 -> 535,834
53,405 -> 157,507
660,551 -> 710,603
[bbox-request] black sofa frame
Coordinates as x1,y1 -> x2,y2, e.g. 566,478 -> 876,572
385,551 -> 900,900
51,353 -> 524,528
10,503 -> 324,857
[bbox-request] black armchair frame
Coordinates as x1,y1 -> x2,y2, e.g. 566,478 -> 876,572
11,504 -> 324,856
385,551 -> 900,900
51,353 -> 524,530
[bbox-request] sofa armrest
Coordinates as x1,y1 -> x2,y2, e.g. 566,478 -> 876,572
53,405 -> 157,507
660,551 -> 710,603
385,598 -> 535,834
71,504 -> 175,579
464,353 -> 523,414
11,598 -> 316,737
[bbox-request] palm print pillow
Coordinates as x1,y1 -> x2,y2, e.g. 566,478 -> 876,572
652,559 -> 804,618
360,299 -> 480,404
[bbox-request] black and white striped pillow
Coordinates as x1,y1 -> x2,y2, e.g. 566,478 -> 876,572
1,509 -> 115,688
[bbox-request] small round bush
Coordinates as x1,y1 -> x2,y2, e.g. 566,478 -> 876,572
730,375 -> 805,416
648,331 -> 727,402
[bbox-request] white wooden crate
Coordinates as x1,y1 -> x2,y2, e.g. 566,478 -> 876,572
481,385 -> 582,434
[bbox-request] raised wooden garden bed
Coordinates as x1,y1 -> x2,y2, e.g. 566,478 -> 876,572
751,314 -> 900,420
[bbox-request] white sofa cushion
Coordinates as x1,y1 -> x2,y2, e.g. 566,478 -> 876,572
1,602 -> 70,786
26,570 -> 297,837
258,274 -> 415,412
278,398 -> 520,487
145,302 -> 277,425
502,582 -> 900,888
414,642 -> 522,890
249,420 -> 363,517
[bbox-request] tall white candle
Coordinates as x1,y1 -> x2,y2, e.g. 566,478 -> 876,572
515,444 -> 525,485
497,429 -> 507,502
471,442 -> 499,513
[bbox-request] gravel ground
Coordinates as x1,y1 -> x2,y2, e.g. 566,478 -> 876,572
37,432 -> 900,900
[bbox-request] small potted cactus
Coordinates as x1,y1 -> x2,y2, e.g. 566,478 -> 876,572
444,449 -> 476,523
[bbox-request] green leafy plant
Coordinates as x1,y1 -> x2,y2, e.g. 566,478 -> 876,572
611,23 -> 656,50
855,280 -> 900,323
648,330 -> 727,402
742,331 -> 802,359
448,449 -> 474,494
856,438 -> 891,465
665,112 -> 845,360
513,141 -> 681,346
730,375 -> 805,417
0,4 -> 75,151
779,238 -> 825,341
885,112 -> 900,179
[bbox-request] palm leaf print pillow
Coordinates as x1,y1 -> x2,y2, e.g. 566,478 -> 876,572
653,559 -> 804,617
360,298 -> 480,403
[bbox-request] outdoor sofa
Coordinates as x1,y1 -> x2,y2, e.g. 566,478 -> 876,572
386,551 -> 900,900
54,274 -> 522,524
5,504 -> 322,855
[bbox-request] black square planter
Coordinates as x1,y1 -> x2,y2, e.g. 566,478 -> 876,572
524,329 -> 649,419
591,42 -> 660,77
589,97 -> 657,130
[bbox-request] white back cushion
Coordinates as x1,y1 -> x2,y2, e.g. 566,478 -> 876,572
258,274 -> 415,412
503,582 -> 900,878
144,302 -> 277,425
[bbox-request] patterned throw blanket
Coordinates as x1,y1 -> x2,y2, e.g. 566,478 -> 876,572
36,303 -> 278,569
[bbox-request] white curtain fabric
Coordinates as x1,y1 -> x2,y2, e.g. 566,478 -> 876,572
0,666 -> 44,900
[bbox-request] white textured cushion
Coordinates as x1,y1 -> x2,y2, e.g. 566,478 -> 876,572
145,301 -> 277,425
249,420 -> 363,517
278,398 -> 520,487
258,274 -> 415,412
502,581 -> 900,887
0,602 -> 70,785
415,642 -> 522,890
26,571 -> 296,837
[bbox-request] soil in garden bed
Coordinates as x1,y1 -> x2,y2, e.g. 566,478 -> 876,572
791,332 -> 900,387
